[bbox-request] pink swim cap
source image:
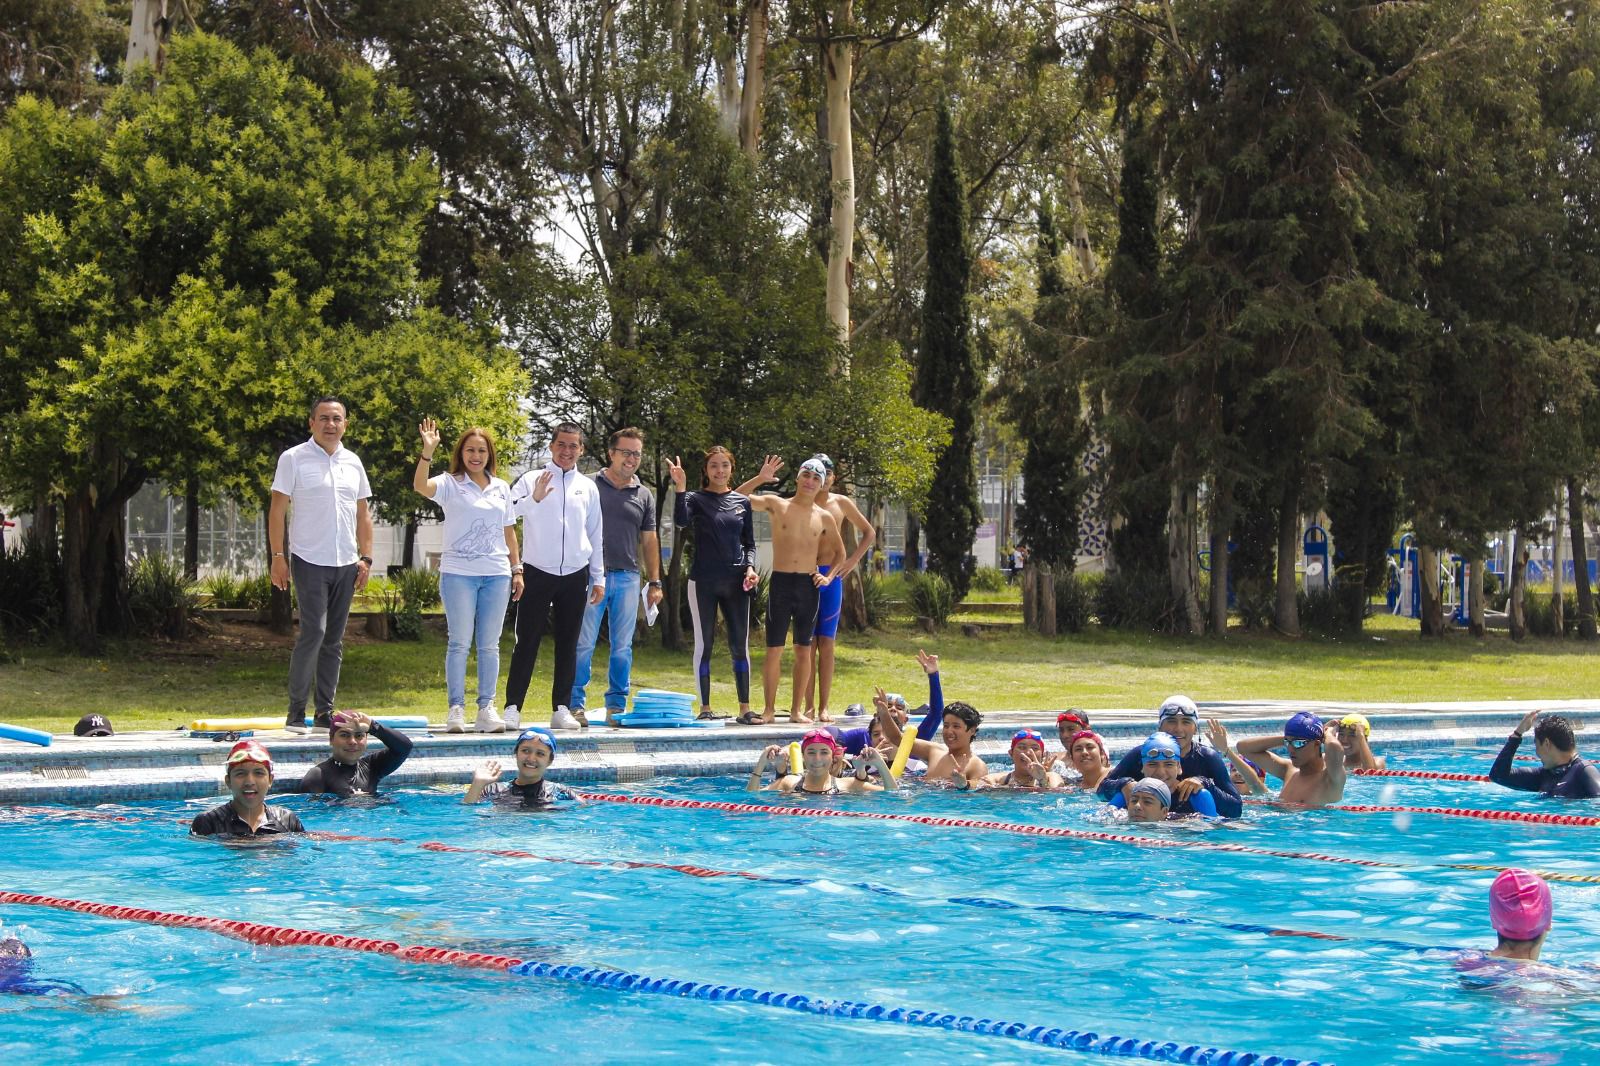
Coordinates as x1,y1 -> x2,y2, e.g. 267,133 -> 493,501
1069,730 -> 1107,759
799,730 -> 841,756
1490,869 -> 1552,941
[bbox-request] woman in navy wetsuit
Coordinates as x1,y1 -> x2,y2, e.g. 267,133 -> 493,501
668,448 -> 759,721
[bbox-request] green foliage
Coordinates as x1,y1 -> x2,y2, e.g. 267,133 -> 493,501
1054,571 -> 1097,634
0,535 -> 61,641
859,572 -> 890,630
126,553 -> 202,640
395,567 -> 441,611
906,571 -> 955,629
970,566 -> 1006,593
381,582 -> 423,641
750,570 -> 770,628
1094,569 -> 1179,633
1297,587 -> 1363,640
0,0 -> 125,111
1525,591 -> 1576,639
918,102 -> 984,599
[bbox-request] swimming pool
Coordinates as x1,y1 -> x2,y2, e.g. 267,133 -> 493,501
3,742 -> 1599,1064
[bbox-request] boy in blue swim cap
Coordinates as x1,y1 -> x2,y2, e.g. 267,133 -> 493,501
1236,712 -> 1346,806
1097,733 -> 1219,817
464,728 -> 575,807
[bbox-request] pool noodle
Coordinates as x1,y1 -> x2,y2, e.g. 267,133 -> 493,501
787,742 -> 803,776
187,716 -> 429,731
0,723 -> 51,746
889,723 -> 916,777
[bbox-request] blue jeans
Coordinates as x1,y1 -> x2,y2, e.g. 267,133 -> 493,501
572,569 -> 640,711
440,572 -> 512,709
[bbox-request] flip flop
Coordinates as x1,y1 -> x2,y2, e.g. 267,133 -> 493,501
735,712 -> 766,726
697,710 -> 731,720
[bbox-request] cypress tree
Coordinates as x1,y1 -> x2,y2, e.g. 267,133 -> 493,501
915,100 -> 983,599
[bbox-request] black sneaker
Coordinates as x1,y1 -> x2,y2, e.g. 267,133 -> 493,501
312,711 -> 333,733
284,714 -> 309,735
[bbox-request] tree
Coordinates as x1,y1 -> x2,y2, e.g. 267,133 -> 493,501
915,100 -> 983,599
0,33 -> 517,649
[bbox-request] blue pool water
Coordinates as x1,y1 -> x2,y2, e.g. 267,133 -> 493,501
4,743 -> 1600,1063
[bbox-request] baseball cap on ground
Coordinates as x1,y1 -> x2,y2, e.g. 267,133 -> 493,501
73,714 -> 114,738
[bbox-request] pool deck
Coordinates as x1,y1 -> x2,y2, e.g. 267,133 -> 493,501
2,698 -> 1594,805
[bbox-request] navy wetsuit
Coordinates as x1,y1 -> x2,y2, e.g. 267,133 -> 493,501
1490,733 -> 1600,798
1097,776 -> 1219,817
190,803 -> 305,837
1108,739 -> 1242,817
676,489 -> 757,706
294,720 -> 414,797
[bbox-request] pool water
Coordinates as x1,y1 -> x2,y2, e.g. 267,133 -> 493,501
3,743 -> 1600,1064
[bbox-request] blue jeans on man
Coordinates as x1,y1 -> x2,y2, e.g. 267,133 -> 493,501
572,569 -> 640,714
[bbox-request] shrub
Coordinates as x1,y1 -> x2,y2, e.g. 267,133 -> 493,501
0,534 -> 61,641
1054,571 -> 1097,633
970,566 -> 1006,593
382,583 -> 423,640
395,566 -> 441,610
127,552 -> 202,639
907,571 -> 955,628
1234,582 -> 1275,632
1297,587 -> 1361,639
239,574 -> 274,611
1093,570 -> 1179,633
750,569 -> 770,625
860,571 -> 890,629
1524,590 -> 1574,638
202,573 -> 243,607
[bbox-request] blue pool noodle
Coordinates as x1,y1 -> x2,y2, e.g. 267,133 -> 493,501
0,723 -> 52,746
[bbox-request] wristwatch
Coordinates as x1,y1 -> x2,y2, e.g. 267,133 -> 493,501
359,555 -> 373,566
648,580 -> 662,588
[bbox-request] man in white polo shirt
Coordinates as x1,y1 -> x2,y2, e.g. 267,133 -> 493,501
505,421 -> 604,729
269,396 -> 374,733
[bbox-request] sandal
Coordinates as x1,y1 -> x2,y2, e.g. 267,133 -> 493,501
697,710 -> 731,720
734,712 -> 766,726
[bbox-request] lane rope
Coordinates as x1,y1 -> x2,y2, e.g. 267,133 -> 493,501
0,890 -> 1329,1065
564,790 -> 1600,885
308,832 -> 1457,956
1332,805 -> 1600,827
1349,769 -> 1491,783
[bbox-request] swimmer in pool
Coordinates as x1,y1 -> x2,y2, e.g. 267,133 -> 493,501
1206,718 -> 1268,796
1336,714 -> 1386,771
1236,712 -> 1346,807
294,710 -> 414,797
1125,778 -> 1174,822
1098,733 -> 1218,817
190,741 -> 306,837
0,937 -> 87,998
873,698 -> 989,788
981,729 -> 1065,789
830,649 -> 945,765
464,727 -> 575,807
746,731 -> 892,794
1105,695 -> 1241,817
1048,710 -> 1091,775
1455,868 -> 1573,990
1054,729 -> 1111,791
1489,710 -> 1600,799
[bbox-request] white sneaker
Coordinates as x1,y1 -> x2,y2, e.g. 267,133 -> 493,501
474,705 -> 507,733
550,705 -> 582,730
501,705 -> 520,730
445,705 -> 466,733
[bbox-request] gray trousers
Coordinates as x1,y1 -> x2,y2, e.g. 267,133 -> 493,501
287,555 -> 358,721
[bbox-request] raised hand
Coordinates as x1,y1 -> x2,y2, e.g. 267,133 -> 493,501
418,417 -> 441,457
1014,746 -> 1045,785
872,686 -> 890,714
1515,709 -> 1542,737
757,455 -> 784,483
667,455 -> 687,493
1206,717 -> 1230,750
531,469 -> 556,502
916,648 -> 939,675
472,760 -> 503,786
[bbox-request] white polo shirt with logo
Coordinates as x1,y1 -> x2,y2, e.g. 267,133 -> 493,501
271,438 -> 372,567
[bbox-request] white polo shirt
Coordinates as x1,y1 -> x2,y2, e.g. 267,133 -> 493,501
433,473 -> 515,577
271,438 -> 371,567
510,462 -> 604,588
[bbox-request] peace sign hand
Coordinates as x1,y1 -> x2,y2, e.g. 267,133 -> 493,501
667,455 -> 687,493
916,648 -> 939,675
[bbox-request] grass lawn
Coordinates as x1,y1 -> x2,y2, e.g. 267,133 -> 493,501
2,610 -> 1597,733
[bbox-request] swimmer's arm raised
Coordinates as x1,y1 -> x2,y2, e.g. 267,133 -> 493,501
1236,734 -> 1292,782
1489,732 -> 1544,791
463,760 -> 502,804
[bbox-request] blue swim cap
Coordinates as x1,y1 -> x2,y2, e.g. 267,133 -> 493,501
514,727 -> 557,760
1284,712 -> 1325,742
1140,733 -> 1182,763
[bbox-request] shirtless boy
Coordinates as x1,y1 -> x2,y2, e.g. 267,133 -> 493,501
743,454 -> 875,723
746,457 -> 847,724
874,698 -> 989,788
1236,712 -> 1347,807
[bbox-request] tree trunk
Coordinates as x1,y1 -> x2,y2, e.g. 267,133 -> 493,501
33,489 -> 57,565
1064,156 -> 1098,277
738,0 -> 768,158
1209,506 -> 1230,638
61,489 -> 95,652
1273,481 -> 1300,637
183,476 -> 200,581
1569,476 -> 1596,640
1417,542 -> 1445,636
822,0 -> 854,349
1466,551 -> 1486,637
662,527 -> 686,651
903,512 -> 921,571
1507,531 -> 1528,641
1021,560 -> 1037,629
1551,484 -> 1565,635
1037,561 -> 1057,637
402,517 -> 418,569
1167,476 -> 1203,635
840,518 -> 867,630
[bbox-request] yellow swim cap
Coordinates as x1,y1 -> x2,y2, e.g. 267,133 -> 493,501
1339,713 -> 1371,737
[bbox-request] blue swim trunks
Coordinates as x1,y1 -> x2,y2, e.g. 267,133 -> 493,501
815,564 -> 843,640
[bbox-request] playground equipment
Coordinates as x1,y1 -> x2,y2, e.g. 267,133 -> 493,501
1302,525 -> 1330,594
1387,534 -> 1467,622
